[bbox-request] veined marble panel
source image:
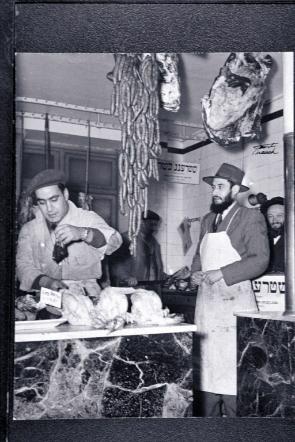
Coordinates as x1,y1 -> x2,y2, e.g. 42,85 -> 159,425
14,332 -> 193,419
237,317 -> 295,418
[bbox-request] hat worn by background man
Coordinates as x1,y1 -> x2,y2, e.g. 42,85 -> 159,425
202,163 -> 249,192
26,169 -> 66,196
142,210 -> 160,221
260,196 -> 284,214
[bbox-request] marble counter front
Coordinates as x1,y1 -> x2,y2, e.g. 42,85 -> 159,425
237,315 -> 295,418
14,322 -> 196,419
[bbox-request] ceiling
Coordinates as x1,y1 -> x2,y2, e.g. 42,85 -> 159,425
16,52 -> 283,139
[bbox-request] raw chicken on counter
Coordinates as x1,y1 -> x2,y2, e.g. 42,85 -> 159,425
202,52 -> 273,146
127,289 -> 183,326
15,294 -> 42,321
61,285 -> 133,331
61,285 -> 183,329
15,284 -> 184,330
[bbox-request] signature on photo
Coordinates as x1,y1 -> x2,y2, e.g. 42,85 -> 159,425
252,142 -> 279,155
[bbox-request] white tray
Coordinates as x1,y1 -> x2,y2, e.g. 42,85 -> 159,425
15,318 -> 67,331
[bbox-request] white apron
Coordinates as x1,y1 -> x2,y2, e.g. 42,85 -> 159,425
194,209 -> 257,395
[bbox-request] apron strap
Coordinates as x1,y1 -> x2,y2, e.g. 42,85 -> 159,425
225,208 -> 240,233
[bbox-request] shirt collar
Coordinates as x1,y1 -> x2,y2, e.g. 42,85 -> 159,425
220,202 -> 236,219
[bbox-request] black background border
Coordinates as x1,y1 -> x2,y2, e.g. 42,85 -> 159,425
1,1 -> 295,441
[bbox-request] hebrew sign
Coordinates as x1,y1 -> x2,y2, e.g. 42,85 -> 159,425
158,160 -> 200,185
252,274 -> 285,311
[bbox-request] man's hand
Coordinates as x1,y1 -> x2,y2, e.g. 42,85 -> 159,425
203,269 -> 223,285
39,276 -> 68,291
55,225 -> 85,245
190,271 -> 204,287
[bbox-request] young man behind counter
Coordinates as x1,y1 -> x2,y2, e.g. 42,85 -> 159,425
16,169 -> 122,299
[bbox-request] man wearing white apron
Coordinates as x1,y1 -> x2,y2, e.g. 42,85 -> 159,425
191,163 -> 270,417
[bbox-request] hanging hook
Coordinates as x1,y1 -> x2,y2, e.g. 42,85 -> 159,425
85,120 -> 91,196
44,113 -> 50,169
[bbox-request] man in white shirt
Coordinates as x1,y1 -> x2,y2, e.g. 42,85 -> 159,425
16,169 -> 122,294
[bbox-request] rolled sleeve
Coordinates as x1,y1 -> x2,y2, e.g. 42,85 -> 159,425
85,211 -> 122,256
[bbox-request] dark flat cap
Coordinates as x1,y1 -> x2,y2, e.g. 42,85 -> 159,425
261,196 -> 284,213
26,169 -> 66,195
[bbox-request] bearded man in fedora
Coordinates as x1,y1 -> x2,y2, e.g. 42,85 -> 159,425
191,163 -> 269,417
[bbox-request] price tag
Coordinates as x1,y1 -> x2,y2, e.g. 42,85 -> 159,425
40,287 -> 62,309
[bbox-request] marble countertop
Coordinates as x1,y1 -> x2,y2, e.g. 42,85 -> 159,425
14,321 -> 197,342
235,310 -> 295,322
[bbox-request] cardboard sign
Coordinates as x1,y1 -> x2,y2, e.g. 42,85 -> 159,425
158,160 -> 200,185
40,287 -> 62,309
252,274 -> 285,311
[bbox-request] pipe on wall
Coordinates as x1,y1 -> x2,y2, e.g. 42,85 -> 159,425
283,52 -> 294,315
283,132 -> 295,315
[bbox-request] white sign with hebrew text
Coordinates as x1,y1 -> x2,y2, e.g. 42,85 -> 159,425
158,160 -> 200,185
252,274 -> 285,312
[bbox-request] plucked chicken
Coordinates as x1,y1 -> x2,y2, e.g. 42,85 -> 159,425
61,286 -> 94,326
60,284 -> 134,330
90,286 -> 132,330
202,52 -> 273,146
128,289 -> 172,325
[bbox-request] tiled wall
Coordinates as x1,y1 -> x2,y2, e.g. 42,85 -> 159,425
148,97 -> 284,274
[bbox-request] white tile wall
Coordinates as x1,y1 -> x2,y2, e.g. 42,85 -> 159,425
118,98 -> 284,275
147,98 -> 284,274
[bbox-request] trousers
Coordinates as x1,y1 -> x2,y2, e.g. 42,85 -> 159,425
194,391 -> 236,417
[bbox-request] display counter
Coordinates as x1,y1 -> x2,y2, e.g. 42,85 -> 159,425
161,289 -> 197,324
14,322 -> 197,419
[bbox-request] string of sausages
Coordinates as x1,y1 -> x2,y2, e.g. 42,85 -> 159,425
110,53 -> 162,255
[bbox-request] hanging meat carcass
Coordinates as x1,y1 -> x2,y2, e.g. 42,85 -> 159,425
202,52 -> 273,146
156,53 -> 181,112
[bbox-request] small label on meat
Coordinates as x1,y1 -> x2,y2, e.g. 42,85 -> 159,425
40,287 -> 62,309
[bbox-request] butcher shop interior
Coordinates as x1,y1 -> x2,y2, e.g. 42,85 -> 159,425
13,52 -> 295,419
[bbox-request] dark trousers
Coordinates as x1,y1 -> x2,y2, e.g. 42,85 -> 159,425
194,391 -> 236,417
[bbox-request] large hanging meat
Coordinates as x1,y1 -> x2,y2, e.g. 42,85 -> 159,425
202,52 -> 273,146
156,53 -> 180,112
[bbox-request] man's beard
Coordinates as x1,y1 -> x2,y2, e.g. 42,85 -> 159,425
210,193 -> 234,214
269,224 -> 284,238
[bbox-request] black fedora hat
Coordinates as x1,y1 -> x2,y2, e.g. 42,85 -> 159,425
261,196 -> 284,214
203,163 -> 249,192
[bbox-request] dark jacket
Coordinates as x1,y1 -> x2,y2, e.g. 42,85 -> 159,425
267,232 -> 285,273
191,203 -> 270,286
109,231 -> 164,286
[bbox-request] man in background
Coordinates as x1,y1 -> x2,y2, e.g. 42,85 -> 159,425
261,196 -> 285,273
109,210 -> 165,287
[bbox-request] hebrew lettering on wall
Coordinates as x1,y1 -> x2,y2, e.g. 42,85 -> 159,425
158,161 -> 200,185
251,275 -> 285,312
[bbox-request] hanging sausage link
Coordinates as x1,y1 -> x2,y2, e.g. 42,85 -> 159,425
110,53 -> 162,255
